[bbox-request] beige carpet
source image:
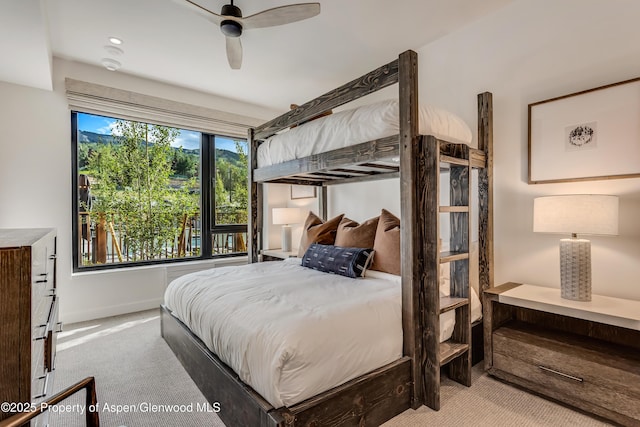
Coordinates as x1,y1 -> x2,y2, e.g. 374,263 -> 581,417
49,309 -> 612,427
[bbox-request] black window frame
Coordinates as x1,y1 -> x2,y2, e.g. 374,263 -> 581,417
71,111 -> 248,272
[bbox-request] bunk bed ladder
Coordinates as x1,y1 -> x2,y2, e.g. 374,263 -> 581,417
423,137 -> 473,411
442,142 -> 472,388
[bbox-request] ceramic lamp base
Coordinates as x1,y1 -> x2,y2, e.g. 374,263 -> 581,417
281,225 -> 292,252
559,238 -> 591,301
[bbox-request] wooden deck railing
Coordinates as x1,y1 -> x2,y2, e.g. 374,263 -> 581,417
79,210 -> 247,266
0,377 -> 99,427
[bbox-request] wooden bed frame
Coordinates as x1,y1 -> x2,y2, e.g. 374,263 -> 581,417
161,50 -> 493,426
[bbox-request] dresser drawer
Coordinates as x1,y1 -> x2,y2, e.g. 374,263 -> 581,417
45,297 -> 60,372
31,337 -> 46,400
493,323 -> 640,422
32,293 -> 55,331
31,234 -> 56,328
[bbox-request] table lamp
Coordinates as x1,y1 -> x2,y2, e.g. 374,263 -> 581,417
533,195 -> 618,301
272,208 -> 303,252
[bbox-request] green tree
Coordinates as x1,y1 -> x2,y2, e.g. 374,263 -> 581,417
171,149 -> 197,178
214,140 -> 247,225
86,120 -> 199,263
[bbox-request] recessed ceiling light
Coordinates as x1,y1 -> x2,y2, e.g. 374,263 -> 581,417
108,37 -> 123,45
104,45 -> 124,56
101,58 -> 121,71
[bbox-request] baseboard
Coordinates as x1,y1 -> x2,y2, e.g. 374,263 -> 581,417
61,297 -> 163,324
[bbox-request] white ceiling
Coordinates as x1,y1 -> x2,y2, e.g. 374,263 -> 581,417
1,0 -> 512,110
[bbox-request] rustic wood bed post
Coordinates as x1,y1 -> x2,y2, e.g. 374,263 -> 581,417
318,186 -> 328,221
398,49 -> 424,409
248,128 -> 262,263
420,135 -> 442,410
477,92 -> 494,295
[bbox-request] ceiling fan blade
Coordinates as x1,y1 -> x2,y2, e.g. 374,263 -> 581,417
179,0 -> 223,26
226,36 -> 243,69
242,3 -> 320,30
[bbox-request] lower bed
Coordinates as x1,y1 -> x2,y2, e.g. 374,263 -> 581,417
164,258 -> 480,409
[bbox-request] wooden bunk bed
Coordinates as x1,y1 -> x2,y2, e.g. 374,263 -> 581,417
161,49 -> 493,426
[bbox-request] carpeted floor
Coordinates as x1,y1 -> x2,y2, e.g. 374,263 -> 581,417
49,309 -> 612,427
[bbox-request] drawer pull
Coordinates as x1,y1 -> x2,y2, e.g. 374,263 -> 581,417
538,365 -> 583,382
49,254 -> 57,260
34,324 -> 48,341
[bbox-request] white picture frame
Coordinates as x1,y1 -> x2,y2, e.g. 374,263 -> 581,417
290,185 -> 316,199
528,77 -> 640,184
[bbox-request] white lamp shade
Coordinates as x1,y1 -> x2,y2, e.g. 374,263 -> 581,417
272,208 -> 303,225
533,195 -> 619,236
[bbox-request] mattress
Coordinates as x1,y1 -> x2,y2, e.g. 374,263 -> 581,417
164,258 -> 467,408
257,99 -> 474,167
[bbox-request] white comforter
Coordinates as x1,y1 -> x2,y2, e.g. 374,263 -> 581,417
164,259 -> 461,408
165,259 -> 403,407
257,99 -> 474,167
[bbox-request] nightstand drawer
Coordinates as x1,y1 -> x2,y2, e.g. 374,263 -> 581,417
493,323 -> 640,422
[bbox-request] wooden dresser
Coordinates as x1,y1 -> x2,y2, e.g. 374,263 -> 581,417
484,282 -> 640,426
0,228 -> 60,426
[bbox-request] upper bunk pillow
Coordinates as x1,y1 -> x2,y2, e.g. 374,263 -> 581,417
334,216 -> 379,249
297,212 -> 344,257
370,209 -> 401,276
257,99 -> 473,168
302,243 -> 374,278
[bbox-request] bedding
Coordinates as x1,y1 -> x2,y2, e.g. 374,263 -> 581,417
257,99 -> 474,168
371,209 -> 401,275
334,215 -> 379,248
164,258 -> 469,408
297,212 -> 343,257
301,243 -> 374,278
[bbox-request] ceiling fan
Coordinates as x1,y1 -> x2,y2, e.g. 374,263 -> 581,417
180,0 -> 321,69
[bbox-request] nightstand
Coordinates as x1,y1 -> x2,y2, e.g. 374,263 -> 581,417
261,249 -> 298,262
484,282 -> 640,426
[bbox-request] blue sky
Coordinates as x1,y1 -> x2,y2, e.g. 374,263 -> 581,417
77,112 -> 242,152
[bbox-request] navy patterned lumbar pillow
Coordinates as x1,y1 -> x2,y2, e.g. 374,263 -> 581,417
302,243 -> 374,278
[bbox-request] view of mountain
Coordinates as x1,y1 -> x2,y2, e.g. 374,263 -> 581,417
77,130 -> 241,164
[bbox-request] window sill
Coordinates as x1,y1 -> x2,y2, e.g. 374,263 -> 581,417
72,255 -> 248,277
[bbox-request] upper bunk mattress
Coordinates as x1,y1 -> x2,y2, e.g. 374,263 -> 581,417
257,99 -> 474,167
163,258 -> 457,408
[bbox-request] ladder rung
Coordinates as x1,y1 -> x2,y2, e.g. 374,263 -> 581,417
440,155 -> 469,166
469,149 -> 486,168
439,206 -> 469,213
439,341 -> 469,365
440,296 -> 469,314
440,251 -> 469,263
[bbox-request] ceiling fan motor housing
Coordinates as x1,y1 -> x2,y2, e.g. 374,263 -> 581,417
220,3 -> 243,37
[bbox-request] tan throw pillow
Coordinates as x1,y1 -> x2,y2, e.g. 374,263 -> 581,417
297,212 -> 344,257
371,209 -> 401,275
334,216 -> 379,249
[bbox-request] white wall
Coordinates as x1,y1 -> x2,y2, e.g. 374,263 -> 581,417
330,0 -> 640,300
0,58 -> 279,323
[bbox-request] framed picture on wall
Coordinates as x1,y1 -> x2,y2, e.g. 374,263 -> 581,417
528,76 -> 640,184
291,185 -> 316,199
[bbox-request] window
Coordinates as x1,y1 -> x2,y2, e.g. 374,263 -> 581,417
72,112 -> 248,271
